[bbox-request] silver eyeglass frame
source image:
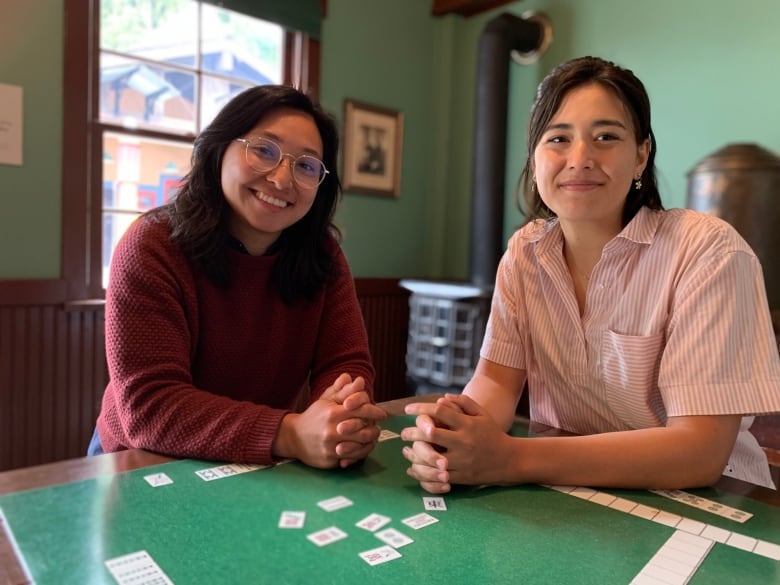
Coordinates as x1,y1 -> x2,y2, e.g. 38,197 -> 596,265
234,137 -> 329,188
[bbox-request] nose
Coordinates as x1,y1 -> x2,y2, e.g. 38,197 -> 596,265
265,156 -> 295,189
568,138 -> 594,169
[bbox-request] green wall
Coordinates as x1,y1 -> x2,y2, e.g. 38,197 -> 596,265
0,0 -> 63,279
321,0 -> 439,278
2,0 -> 780,282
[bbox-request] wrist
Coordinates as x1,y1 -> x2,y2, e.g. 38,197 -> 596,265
501,435 -> 529,485
272,413 -> 300,460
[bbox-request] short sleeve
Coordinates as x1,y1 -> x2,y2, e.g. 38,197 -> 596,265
659,231 -> 780,416
480,235 -> 528,370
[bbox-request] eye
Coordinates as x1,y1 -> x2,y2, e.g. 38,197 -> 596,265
545,135 -> 568,144
251,140 -> 279,161
596,133 -> 620,142
295,157 -> 320,177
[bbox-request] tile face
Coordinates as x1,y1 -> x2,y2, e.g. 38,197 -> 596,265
570,487 -> 597,500
754,540 -> 780,561
652,511 -> 682,528
630,531 -> 713,585
676,518 -> 706,536
700,525 -> 730,543
609,497 -> 638,513
725,532 -> 757,553
589,492 -> 617,507
630,504 -> 660,520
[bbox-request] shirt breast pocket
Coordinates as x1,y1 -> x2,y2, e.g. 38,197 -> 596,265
601,329 -> 665,429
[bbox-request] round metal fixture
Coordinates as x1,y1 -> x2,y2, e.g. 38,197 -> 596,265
511,11 -> 553,65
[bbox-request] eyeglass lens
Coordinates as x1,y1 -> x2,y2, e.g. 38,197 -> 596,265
245,138 -> 326,187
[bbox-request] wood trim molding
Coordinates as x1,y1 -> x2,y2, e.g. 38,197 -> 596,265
61,0 -> 93,301
0,280 -> 67,306
431,0 -> 515,17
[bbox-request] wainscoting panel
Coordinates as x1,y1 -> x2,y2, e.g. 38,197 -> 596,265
0,304 -> 106,471
354,278 -> 411,403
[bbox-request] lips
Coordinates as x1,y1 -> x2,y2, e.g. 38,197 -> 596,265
558,180 -> 603,191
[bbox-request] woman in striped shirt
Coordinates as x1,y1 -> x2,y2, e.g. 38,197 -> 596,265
401,56 -> 780,493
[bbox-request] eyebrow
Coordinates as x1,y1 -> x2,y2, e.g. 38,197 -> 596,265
544,119 -> 628,132
258,131 -> 322,157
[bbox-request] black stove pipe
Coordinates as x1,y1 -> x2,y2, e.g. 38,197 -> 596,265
469,13 -> 548,287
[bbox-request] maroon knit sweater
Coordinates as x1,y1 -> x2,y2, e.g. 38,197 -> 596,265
96,215 -> 374,464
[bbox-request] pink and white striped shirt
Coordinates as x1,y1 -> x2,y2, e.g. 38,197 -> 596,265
482,207 -> 780,484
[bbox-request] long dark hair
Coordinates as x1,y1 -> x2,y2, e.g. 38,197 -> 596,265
518,56 -> 664,224
157,85 -> 342,304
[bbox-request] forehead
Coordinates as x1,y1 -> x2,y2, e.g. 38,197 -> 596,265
550,82 -> 633,128
248,107 -> 323,154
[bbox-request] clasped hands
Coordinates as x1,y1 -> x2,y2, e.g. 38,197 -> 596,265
285,373 -> 387,469
400,394 -> 513,494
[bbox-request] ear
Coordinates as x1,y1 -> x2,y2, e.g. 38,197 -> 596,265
635,137 -> 651,176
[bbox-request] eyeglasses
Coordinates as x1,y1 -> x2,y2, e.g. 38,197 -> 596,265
235,137 -> 329,189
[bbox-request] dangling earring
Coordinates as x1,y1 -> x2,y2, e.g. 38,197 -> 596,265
634,174 -> 643,190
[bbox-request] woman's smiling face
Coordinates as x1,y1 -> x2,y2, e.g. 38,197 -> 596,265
533,82 -> 649,231
221,107 -> 324,254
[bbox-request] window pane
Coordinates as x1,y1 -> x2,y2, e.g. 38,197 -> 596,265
200,75 -> 253,128
102,132 -> 192,287
101,0 -> 198,68
201,4 -> 284,85
100,54 -> 197,134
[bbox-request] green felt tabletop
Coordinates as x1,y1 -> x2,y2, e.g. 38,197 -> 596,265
1,416 -> 779,584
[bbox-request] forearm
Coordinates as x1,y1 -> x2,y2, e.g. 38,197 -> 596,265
115,384 -> 285,464
504,418 -> 739,489
462,360 -> 526,432
463,383 -> 516,432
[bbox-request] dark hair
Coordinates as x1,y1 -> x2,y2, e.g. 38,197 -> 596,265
518,56 -> 663,224
157,85 -> 342,304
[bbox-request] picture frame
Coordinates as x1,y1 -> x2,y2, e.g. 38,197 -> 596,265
341,99 -> 403,198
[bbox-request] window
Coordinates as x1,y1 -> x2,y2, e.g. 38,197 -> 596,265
62,0 -> 321,298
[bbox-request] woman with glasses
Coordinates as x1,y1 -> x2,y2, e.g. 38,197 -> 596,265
89,85 -> 386,469
402,56 -> 780,493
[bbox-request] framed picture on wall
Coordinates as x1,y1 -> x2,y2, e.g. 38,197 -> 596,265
341,99 -> 404,198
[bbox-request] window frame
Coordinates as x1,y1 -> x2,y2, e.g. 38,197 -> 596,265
62,0 -> 321,300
